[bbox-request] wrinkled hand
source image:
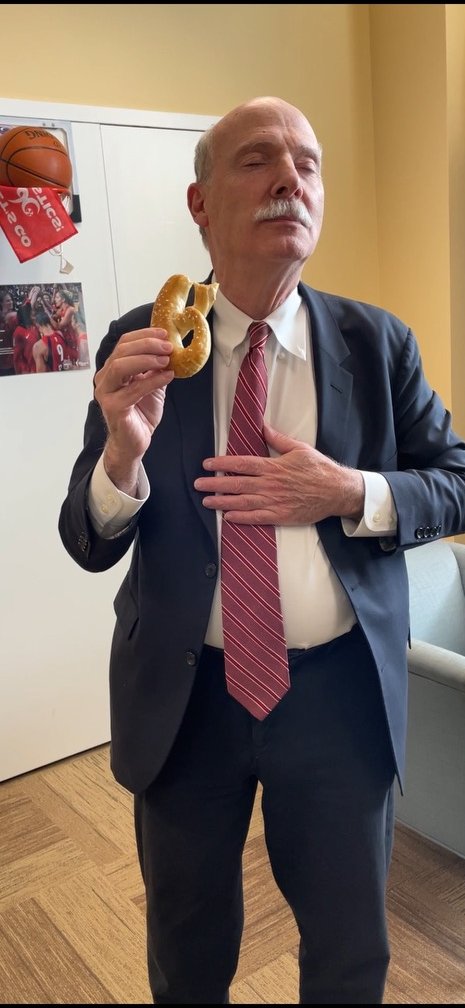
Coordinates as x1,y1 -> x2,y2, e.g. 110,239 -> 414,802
94,327 -> 174,493
194,422 -> 364,525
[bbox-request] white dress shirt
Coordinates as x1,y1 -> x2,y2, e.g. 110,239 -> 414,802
88,286 -> 397,648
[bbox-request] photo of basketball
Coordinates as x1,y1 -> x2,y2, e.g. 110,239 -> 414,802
0,126 -> 73,191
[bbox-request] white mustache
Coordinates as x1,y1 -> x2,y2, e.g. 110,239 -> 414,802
253,199 -> 312,227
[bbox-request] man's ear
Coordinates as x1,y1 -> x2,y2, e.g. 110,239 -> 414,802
187,182 -> 208,228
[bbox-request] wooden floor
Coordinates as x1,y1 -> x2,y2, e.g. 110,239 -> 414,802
0,744 -> 464,1004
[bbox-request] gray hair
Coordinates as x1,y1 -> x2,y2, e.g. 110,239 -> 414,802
193,126 -> 216,248
194,126 -> 215,183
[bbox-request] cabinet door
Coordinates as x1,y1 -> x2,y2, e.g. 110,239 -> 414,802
1,115 -> 212,781
101,124 -> 212,314
0,121 -> 126,781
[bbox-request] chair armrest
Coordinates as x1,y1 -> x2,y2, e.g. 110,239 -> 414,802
408,637 -> 465,692
450,541 -> 465,593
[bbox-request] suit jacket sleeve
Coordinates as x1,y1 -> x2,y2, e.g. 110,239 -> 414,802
379,326 -> 465,547
58,304 -> 153,573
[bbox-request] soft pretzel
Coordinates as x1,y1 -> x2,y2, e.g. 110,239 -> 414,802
151,274 -> 218,378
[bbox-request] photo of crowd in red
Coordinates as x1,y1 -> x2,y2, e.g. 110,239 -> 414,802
0,282 -> 89,377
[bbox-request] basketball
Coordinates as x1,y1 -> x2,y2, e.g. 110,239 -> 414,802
0,126 -> 73,191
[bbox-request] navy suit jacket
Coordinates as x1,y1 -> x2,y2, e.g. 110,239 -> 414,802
58,282 -> 465,794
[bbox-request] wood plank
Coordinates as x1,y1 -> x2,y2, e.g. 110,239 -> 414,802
1,744 -> 464,1004
0,899 -> 114,1004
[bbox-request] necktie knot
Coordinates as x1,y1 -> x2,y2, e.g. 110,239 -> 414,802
248,320 -> 271,353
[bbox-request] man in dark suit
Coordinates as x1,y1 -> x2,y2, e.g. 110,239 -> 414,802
58,96 -> 465,1004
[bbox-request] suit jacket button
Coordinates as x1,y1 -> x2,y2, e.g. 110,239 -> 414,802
78,533 -> 88,551
415,527 -> 424,540
205,562 -> 217,578
186,651 -> 197,667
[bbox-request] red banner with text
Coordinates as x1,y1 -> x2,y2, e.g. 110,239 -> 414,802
0,185 -> 77,262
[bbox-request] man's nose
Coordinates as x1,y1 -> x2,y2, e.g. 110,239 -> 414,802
270,159 -> 303,200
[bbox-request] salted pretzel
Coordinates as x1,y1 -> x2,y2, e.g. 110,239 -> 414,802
150,274 -> 218,378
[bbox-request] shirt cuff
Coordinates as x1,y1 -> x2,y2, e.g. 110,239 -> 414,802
342,471 -> 397,538
88,454 -> 149,537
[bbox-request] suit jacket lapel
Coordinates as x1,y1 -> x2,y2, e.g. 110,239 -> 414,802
299,284 -> 353,464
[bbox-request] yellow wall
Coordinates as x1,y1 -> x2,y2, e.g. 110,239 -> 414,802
446,4 -> 465,437
369,5 -> 451,405
1,4 -> 379,302
1,3 -> 464,424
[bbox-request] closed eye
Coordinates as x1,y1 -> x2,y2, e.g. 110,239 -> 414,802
297,160 -> 319,174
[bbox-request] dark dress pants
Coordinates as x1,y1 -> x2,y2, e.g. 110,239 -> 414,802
134,623 -> 396,1004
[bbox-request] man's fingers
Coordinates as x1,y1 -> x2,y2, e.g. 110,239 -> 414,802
100,355 -> 172,392
222,509 -> 276,525
114,333 -> 172,356
200,493 -> 268,511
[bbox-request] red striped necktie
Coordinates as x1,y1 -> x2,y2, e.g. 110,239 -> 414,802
220,320 -> 290,719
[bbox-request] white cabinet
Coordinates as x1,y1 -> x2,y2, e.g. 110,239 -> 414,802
0,99 -> 216,780
101,124 -> 212,312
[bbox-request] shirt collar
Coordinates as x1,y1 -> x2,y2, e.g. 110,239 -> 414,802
212,282 -> 307,364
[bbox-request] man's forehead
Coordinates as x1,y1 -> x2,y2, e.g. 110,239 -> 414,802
218,113 -> 317,156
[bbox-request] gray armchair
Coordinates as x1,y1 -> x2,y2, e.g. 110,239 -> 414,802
395,539 -> 465,857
